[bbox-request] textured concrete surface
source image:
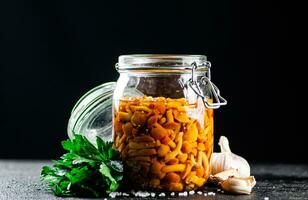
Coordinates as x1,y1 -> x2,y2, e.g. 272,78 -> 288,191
0,160 -> 308,200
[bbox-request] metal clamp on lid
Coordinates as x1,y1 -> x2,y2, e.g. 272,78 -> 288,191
188,61 -> 227,109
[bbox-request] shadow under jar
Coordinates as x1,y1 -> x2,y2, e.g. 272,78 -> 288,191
113,55 -> 226,191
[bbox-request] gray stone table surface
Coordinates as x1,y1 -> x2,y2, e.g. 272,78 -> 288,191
0,160 -> 308,200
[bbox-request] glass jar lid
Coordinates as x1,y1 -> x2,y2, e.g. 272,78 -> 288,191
67,82 -> 116,144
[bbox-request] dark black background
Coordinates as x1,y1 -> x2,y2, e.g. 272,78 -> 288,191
1,1 -> 299,163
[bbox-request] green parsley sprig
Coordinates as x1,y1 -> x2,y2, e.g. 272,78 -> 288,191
41,134 -> 123,197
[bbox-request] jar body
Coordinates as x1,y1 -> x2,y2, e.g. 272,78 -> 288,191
113,71 -> 214,191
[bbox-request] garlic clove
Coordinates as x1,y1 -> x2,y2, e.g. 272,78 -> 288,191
214,169 -> 239,182
209,168 -> 240,184
220,176 -> 256,195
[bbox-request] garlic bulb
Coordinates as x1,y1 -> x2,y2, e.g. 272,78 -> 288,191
220,176 -> 256,195
211,136 -> 250,177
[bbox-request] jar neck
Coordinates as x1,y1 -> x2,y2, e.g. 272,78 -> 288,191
117,54 -> 208,71
117,68 -> 208,76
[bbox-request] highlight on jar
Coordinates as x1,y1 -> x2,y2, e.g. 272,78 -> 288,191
113,96 -> 214,191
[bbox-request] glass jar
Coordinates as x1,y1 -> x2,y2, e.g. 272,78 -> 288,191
112,55 -> 226,191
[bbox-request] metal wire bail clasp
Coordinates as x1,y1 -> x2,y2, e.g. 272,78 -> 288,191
188,61 -> 227,109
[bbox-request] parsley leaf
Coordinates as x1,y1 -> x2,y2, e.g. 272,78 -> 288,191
41,134 -> 123,197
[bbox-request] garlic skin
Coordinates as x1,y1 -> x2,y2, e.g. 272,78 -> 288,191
209,169 -> 240,184
220,176 -> 256,195
211,136 -> 250,177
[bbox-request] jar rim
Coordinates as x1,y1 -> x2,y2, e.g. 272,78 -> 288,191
117,54 -> 208,70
